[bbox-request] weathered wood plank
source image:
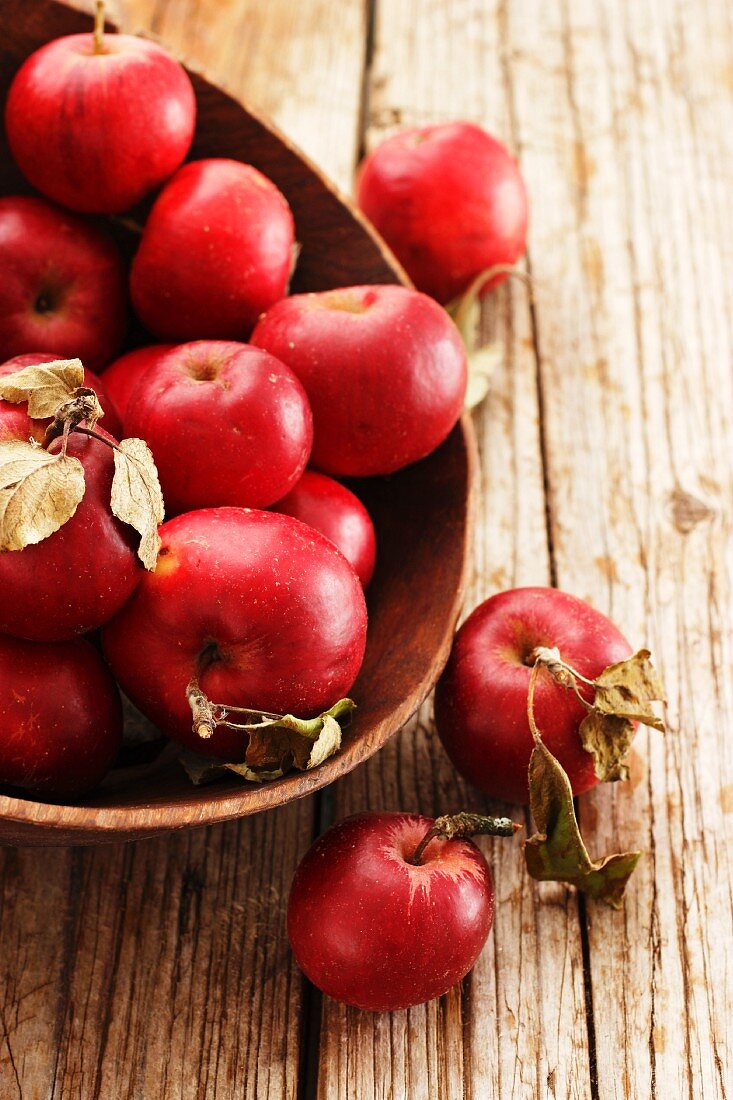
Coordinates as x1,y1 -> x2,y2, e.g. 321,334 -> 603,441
121,0 -> 367,193
317,3 -> 593,1098
502,0 -> 733,1096
0,807 -> 313,1099
0,1 -> 368,1097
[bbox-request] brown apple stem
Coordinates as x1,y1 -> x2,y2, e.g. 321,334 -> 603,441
59,419 -> 72,458
73,425 -> 116,449
530,645 -> 595,710
526,661 -> 544,746
186,678 -> 217,740
410,812 -> 521,866
451,263 -> 534,340
93,1 -> 106,54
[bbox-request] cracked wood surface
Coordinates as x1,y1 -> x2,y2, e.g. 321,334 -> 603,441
1,0 -> 731,1097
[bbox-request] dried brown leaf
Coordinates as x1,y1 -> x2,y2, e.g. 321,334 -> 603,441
0,359 -> 85,419
592,649 -> 666,728
110,438 -> 164,570
524,739 -> 641,908
0,440 -> 85,550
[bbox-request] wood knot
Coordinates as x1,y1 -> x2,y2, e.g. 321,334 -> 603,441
668,487 -> 714,534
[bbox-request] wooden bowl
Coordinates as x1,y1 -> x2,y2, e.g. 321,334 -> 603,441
0,0 -> 477,845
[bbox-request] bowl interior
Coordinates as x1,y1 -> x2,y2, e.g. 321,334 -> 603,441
0,0 -> 475,844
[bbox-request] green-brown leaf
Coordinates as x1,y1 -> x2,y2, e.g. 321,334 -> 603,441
580,649 -> 666,782
465,342 -> 503,409
592,649 -> 666,728
0,359 -> 85,419
0,440 -> 85,550
110,438 -> 165,570
579,711 -> 633,782
524,740 -> 641,908
180,698 -> 354,785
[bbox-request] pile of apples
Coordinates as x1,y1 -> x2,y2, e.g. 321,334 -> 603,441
0,10 -> 473,796
0,7 -> 666,1015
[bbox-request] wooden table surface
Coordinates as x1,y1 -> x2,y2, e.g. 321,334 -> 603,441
1,1 -> 732,1096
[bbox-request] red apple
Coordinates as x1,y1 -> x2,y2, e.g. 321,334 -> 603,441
271,470 -> 376,587
287,811 -> 495,1011
251,285 -> 467,476
102,507 -> 367,758
356,122 -> 528,305
5,25 -> 196,214
123,341 -> 312,513
98,344 -> 174,422
0,196 -> 126,370
0,403 -> 140,640
434,587 -> 634,804
130,159 -> 295,341
0,634 -> 122,797
1,352 -> 122,440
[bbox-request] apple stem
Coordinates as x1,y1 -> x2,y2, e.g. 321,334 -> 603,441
410,812 -> 521,866
186,679 -> 217,740
527,661 -> 544,746
93,1 -> 106,54
530,645 -> 595,710
449,263 -> 534,345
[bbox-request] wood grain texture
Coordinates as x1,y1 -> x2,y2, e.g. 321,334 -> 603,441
503,2 -> 733,1095
2,0 -> 732,1096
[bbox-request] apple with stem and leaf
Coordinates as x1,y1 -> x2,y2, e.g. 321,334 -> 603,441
435,586 -> 667,907
102,507 -> 368,764
287,810 -> 520,1011
0,358 -> 164,641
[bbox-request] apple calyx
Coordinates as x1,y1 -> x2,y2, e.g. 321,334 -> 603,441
523,660 -> 643,908
0,359 -> 164,567
410,812 -> 521,866
530,645 -> 666,782
446,264 -> 533,410
182,677 -> 355,784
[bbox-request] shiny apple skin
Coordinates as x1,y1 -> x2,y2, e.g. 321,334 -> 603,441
102,508 -> 368,758
356,122 -> 528,305
99,344 -> 174,422
434,587 -> 634,804
271,470 -> 376,587
251,285 -> 467,476
0,196 -> 126,370
287,811 -> 494,1011
1,352 -> 122,440
0,634 -> 122,797
0,406 -> 140,641
130,159 -> 295,341
5,33 -> 195,214
124,341 -> 312,513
